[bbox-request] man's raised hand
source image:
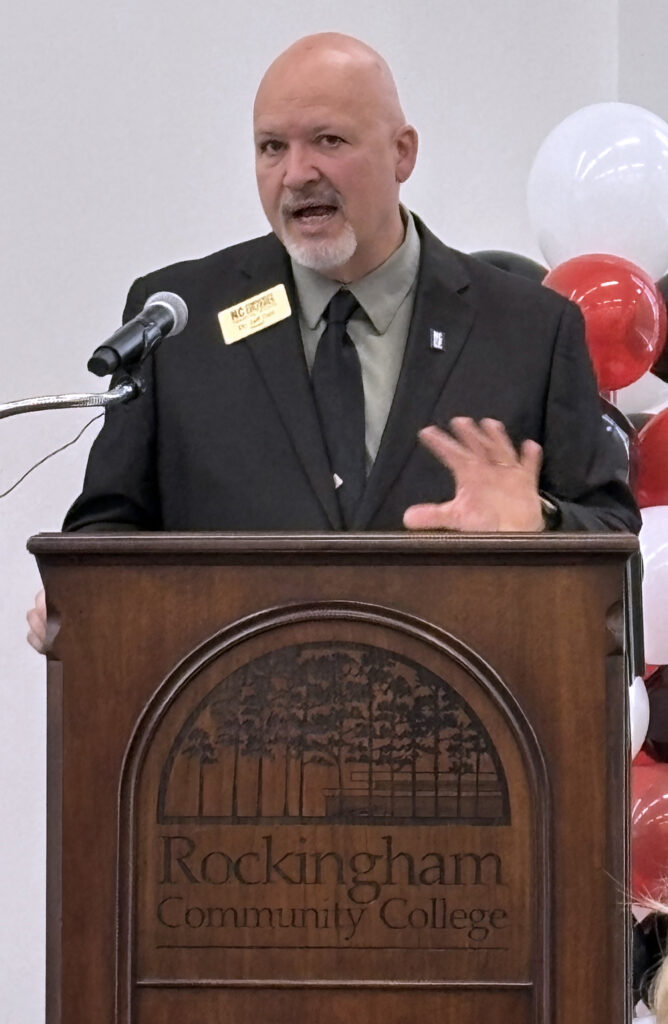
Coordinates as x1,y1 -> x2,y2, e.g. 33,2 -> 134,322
403,418 -> 545,532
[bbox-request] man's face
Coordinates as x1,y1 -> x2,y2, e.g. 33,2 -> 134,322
253,53 -> 414,281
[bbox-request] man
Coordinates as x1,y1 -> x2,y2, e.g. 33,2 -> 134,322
26,33 -> 640,650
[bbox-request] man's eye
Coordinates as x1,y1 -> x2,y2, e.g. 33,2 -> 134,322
259,139 -> 284,155
318,135 -> 344,148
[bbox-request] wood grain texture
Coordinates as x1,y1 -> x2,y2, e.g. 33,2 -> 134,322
29,532 -> 636,1024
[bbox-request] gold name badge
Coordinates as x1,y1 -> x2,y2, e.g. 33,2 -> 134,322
218,285 -> 292,344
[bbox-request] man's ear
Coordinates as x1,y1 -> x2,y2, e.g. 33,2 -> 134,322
395,125 -> 419,183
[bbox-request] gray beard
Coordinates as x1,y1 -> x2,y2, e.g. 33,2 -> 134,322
283,220 -> 358,274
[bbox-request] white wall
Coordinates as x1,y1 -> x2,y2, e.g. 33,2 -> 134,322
0,1 -> 660,1019
619,0 -> 668,120
615,0 -> 668,413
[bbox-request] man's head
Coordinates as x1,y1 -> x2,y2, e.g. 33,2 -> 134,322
253,33 -> 418,283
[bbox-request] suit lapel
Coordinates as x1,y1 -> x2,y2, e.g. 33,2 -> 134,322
237,236 -> 342,529
353,225 -> 476,529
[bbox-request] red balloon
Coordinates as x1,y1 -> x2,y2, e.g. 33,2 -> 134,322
633,408 -> 668,507
633,749 -> 658,766
544,254 -> 667,391
631,763 -> 668,902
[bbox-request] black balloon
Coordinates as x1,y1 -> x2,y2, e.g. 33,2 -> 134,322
471,250 -> 548,283
645,665 -> 668,762
657,273 -> 668,304
601,398 -> 635,437
600,397 -> 634,481
627,412 -> 654,432
633,912 -> 668,1008
652,273 -> 668,382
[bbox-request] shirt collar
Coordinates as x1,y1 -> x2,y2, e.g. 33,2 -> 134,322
290,207 -> 421,334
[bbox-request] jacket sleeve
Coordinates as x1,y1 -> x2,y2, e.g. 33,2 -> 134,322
539,301 -> 641,533
62,276 -> 162,532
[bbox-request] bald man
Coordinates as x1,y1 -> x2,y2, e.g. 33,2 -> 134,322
27,34 -> 639,648
253,35 -> 415,283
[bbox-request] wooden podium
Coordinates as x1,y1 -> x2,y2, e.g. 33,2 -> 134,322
29,531 -> 637,1024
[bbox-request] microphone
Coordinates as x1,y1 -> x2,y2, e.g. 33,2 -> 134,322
87,292 -> 189,376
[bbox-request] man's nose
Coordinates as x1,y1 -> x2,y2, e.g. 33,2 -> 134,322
282,144 -> 320,189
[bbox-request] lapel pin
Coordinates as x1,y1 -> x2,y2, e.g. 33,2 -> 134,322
430,329 -> 445,351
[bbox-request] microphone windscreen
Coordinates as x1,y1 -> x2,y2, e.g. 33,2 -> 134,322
145,291 -> 189,336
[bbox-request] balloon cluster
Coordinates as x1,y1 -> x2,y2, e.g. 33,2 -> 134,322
475,103 -> 668,914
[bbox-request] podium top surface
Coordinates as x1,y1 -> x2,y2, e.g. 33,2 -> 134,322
27,530 -> 639,564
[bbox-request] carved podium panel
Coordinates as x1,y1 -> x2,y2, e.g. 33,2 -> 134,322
29,532 -> 636,1024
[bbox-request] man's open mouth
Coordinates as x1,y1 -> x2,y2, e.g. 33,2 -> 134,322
290,203 -> 336,220
290,203 -> 338,222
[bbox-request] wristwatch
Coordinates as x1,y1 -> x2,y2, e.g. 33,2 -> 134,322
539,491 -> 561,531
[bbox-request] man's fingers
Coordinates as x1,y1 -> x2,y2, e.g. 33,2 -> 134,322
27,629 -> 46,654
26,590 -> 47,654
520,439 -> 543,479
448,417 -> 490,459
403,500 -> 456,530
26,606 -> 46,639
422,419 -> 542,478
477,418 -> 520,464
420,419 -> 523,472
417,425 -> 468,470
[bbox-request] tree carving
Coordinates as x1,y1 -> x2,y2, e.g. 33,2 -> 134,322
167,642 -> 508,824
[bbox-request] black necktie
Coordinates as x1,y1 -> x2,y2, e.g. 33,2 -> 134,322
311,289 -> 366,527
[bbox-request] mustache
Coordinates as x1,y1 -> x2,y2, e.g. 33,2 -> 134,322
280,188 -> 341,216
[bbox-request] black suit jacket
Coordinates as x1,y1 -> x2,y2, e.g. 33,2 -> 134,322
63,219 -> 640,533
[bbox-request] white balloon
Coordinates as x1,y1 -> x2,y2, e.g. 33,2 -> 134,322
632,904 -> 654,924
639,505 -> 668,664
629,675 -> 650,759
646,395 -> 668,416
616,370 -> 668,417
528,103 -> 668,278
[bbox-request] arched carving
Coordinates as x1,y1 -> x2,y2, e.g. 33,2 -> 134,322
116,601 -> 550,1022
159,641 -> 510,826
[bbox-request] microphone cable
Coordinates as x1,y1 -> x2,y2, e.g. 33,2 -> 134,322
0,412 -> 103,499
